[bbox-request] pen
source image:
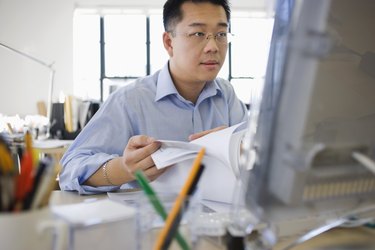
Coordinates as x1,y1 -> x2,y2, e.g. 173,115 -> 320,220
23,157 -> 49,210
154,147 -> 205,250
0,135 -> 14,173
0,135 -> 15,212
135,170 -> 190,250
14,131 -> 35,211
165,164 -> 205,250
30,156 -> 55,209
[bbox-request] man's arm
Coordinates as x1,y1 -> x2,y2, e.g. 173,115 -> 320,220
84,135 -> 166,187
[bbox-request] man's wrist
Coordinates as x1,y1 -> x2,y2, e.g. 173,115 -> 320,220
102,160 -> 117,186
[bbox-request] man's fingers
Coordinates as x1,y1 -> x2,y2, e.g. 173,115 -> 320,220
126,136 -> 161,161
128,135 -> 157,149
123,135 -> 161,175
133,155 -> 156,172
144,166 -> 167,181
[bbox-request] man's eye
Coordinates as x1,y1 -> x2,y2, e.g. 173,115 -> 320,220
217,32 -> 227,37
190,32 -> 206,37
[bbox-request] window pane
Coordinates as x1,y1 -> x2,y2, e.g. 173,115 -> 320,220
73,13 -> 101,100
231,18 -> 274,77
103,78 -> 134,101
150,14 -> 169,73
231,78 -> 265,105
105,14 -> 147,77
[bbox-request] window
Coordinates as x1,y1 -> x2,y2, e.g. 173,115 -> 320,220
150,14 -> 169,74
229,16 -> 274,104
105,15 -> 147,77
73,12 -> 101,100
73,9 -> 274,104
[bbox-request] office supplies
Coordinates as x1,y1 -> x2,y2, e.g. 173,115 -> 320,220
15,132 -> 35,211
0,131 -> 57,212
154,148 -> 205,250
240,0 -> 375,247
0,135 -> 14,173
0,134 -> 15,212
0,206 -> 69,250
135,170 -> 190,250
30,156 -> 55,210
163,164 -> 205,247
23,157 -> 48,209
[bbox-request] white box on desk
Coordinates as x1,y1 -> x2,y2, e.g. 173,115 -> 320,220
51,199 -> 136,250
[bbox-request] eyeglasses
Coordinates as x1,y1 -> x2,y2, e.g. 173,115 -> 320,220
170,31 -> 234,45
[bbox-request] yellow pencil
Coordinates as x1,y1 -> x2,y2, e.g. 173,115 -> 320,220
0,143 -> 14,173
153,147 -> 205,250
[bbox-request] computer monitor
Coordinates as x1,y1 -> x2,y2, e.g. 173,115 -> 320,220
243,0 -> 375,240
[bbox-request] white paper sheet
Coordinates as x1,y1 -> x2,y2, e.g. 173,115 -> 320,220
152,122 -> 246,170
51,199 -> 135,226
150,122 -> 247,203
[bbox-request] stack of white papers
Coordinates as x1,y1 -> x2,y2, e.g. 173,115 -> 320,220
151,122 -> 247,204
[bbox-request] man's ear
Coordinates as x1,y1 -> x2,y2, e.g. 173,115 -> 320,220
163,32 -> 173,57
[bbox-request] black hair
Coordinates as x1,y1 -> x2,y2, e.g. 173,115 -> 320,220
163,0 -> 231,31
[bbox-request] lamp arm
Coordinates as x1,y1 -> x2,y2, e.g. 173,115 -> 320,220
0,41 -> 55,120
0,42 -> 54,69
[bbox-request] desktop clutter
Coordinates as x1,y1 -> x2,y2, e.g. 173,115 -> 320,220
0,130 -> 214,250
0,132 -> 66,250
0,95 -> 100,142
0,126 -> 262,250
50,97 -> 100,140
0,131 -> 136,250
0,131 -> 56,212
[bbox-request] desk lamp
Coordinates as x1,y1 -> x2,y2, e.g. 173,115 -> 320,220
0,41 -> 55,128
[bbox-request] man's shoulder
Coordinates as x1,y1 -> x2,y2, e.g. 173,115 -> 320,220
215,77 -> 231,85
113,71 -> 159,95
214,77 -> 235,94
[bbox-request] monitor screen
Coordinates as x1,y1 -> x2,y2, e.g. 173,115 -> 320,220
243,0 -> 375,239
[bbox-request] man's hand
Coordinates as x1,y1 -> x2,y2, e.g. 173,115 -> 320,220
188,125 -> 227,141
122,135 -> 167,181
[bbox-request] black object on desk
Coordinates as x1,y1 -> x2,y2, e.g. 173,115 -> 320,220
50,103 -> 80,140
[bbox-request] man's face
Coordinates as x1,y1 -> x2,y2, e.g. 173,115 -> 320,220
165,2 -> 229,86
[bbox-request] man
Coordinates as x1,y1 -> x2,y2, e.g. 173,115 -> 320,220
59,0 -> 247,194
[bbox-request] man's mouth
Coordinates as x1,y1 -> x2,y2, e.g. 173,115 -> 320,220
201,60 -> 219,65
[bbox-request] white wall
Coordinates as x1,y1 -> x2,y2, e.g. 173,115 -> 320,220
0,0 -> 74,116
0,0 -> 271,117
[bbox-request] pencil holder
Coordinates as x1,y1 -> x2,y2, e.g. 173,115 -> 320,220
136,191 -> 202,250
0,207 -> 68,250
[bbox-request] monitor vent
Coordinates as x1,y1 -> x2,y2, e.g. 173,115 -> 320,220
303,177 -> 375,201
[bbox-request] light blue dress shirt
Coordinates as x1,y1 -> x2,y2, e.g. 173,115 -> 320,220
59,62 -> 248,194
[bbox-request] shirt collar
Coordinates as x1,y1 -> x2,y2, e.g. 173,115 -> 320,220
155,62 -> 179,102
155,62 -> 222,102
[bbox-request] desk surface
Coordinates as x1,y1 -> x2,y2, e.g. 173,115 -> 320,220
49,191 -> 375,250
